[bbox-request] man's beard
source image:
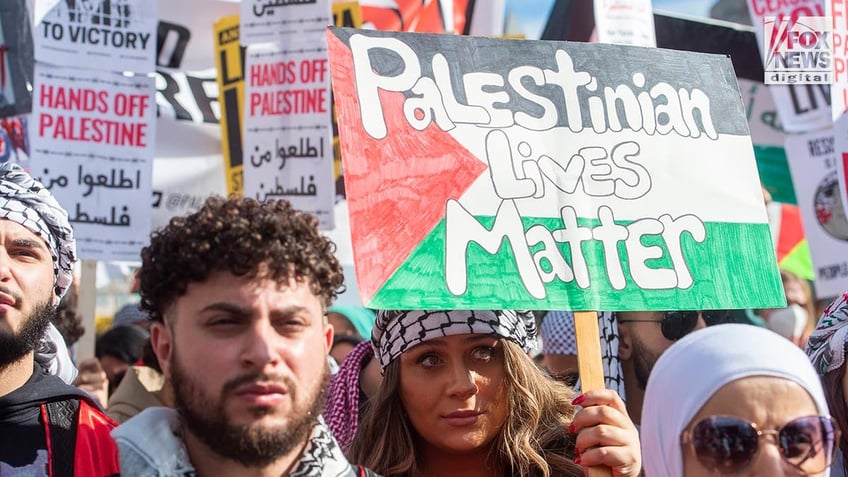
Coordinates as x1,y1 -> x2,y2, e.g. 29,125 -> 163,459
170,348 -> 329,468
0,301 -> 54,370
631,336 -> 660,390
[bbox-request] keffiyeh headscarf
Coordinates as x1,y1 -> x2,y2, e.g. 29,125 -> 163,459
541,311 -> 577,355
0,163 -> 76,305
642,324 -> 830,477
372,310 -> 537,370
806,292 -> 848,375
323,340 -> 374,450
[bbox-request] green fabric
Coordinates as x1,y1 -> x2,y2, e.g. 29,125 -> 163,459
327,305 -> 375,338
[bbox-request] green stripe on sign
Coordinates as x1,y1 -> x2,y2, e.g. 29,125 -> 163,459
370,216 -> 785,311
755,145 -> 796,205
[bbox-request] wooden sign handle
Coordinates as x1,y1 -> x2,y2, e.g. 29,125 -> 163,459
573,311 -> 613,477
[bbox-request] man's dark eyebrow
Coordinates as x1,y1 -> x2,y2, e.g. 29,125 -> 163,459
199,303 -> 313,319
200,302 -> 251,317
10,237 -> 48,251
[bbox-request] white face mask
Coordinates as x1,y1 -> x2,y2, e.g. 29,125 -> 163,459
765,304 -> 809,340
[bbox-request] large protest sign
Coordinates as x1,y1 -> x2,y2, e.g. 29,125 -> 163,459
786,129 -> 848,297
29,64 -> 156,261
328,27 -> 785,310
243,42 -> 335,229
34,0 -> 157,74
214,15 -> 244,197
0,0 -> 34,118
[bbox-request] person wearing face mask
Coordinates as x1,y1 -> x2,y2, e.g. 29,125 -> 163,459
642,324 -> 839,476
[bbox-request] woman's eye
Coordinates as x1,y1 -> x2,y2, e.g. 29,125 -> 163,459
418,353 -> 442,368
472,346 -> 495,361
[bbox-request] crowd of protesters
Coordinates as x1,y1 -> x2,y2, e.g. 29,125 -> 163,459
1,162 -> 846,476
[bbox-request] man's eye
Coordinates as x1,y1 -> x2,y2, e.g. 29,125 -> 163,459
209,317 -> 239,327
12,249 -> 38,259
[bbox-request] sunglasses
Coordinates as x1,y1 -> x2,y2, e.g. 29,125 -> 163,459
616,310 -> 732,341
681,415 -> 839,474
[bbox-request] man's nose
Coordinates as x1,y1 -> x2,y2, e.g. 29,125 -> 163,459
239,320 -> 284,369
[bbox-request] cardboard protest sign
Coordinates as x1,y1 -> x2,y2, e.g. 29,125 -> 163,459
29,64 -> 155,261
243,42 -> 335,230
327,27 -> 785,311
785,129 -> 848,297
34,0 -> 157,74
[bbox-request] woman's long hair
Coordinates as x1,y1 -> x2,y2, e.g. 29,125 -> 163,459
821,366 -> 848,459
348,338 -> 584,477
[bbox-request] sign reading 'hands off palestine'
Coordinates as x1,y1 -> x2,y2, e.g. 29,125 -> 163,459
328,27 -> 785,311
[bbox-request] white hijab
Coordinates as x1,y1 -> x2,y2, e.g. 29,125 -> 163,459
641,324 -> 830,476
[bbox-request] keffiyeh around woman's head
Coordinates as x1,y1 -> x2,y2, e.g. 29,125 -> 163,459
371,310 -> 536,370
641,324 -> 830,477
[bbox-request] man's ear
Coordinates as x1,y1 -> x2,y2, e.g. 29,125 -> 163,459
324,320 -> 334,354
150,321 -> 173,380
617,322 -> 633,361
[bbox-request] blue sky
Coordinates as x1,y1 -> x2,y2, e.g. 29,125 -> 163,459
505,0 -> 717,39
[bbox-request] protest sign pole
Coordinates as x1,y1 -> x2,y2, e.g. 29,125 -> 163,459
76,259 -> 98,362
574,310 -> 612,477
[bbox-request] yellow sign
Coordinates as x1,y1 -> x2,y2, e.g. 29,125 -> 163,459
214,15 -> 245,196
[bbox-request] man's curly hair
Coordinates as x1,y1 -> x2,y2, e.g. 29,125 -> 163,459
139,196 -> 344,323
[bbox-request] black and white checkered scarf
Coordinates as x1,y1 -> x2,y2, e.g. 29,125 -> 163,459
371,310 -> 537,370
0,163 -> 76,305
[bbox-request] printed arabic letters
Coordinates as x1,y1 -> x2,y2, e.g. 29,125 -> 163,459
40,169 -> 69,190
250,145 -> 273,168
275,136 -> 324,170
78,166 -> 141,197
69,203 -> 131,227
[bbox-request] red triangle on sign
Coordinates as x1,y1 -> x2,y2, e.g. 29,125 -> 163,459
328,31 -> 488,303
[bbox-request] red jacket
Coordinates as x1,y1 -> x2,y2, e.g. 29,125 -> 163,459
40,397 -> 120,477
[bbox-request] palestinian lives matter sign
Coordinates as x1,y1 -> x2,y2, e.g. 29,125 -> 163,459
327,27 -> 785,311
786,129 -> 848,297
29,64 -> 156,261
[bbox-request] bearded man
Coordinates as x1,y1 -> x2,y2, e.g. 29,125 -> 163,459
112,196 -> 376,476
0,163 -> 119,476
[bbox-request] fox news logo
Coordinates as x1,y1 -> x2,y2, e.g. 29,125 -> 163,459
764,16 -> 833,85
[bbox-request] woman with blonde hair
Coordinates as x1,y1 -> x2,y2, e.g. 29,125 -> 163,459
348,310 -> 641,477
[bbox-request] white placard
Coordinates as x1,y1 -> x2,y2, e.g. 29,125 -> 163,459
29,64 -> 156,261
34,0 -> 157,74
786,128 -> 848,297
243,42 -> 334,229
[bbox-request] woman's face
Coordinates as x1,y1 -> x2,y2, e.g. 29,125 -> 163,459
398,333 -> 509,456
682,376 -> 825,476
